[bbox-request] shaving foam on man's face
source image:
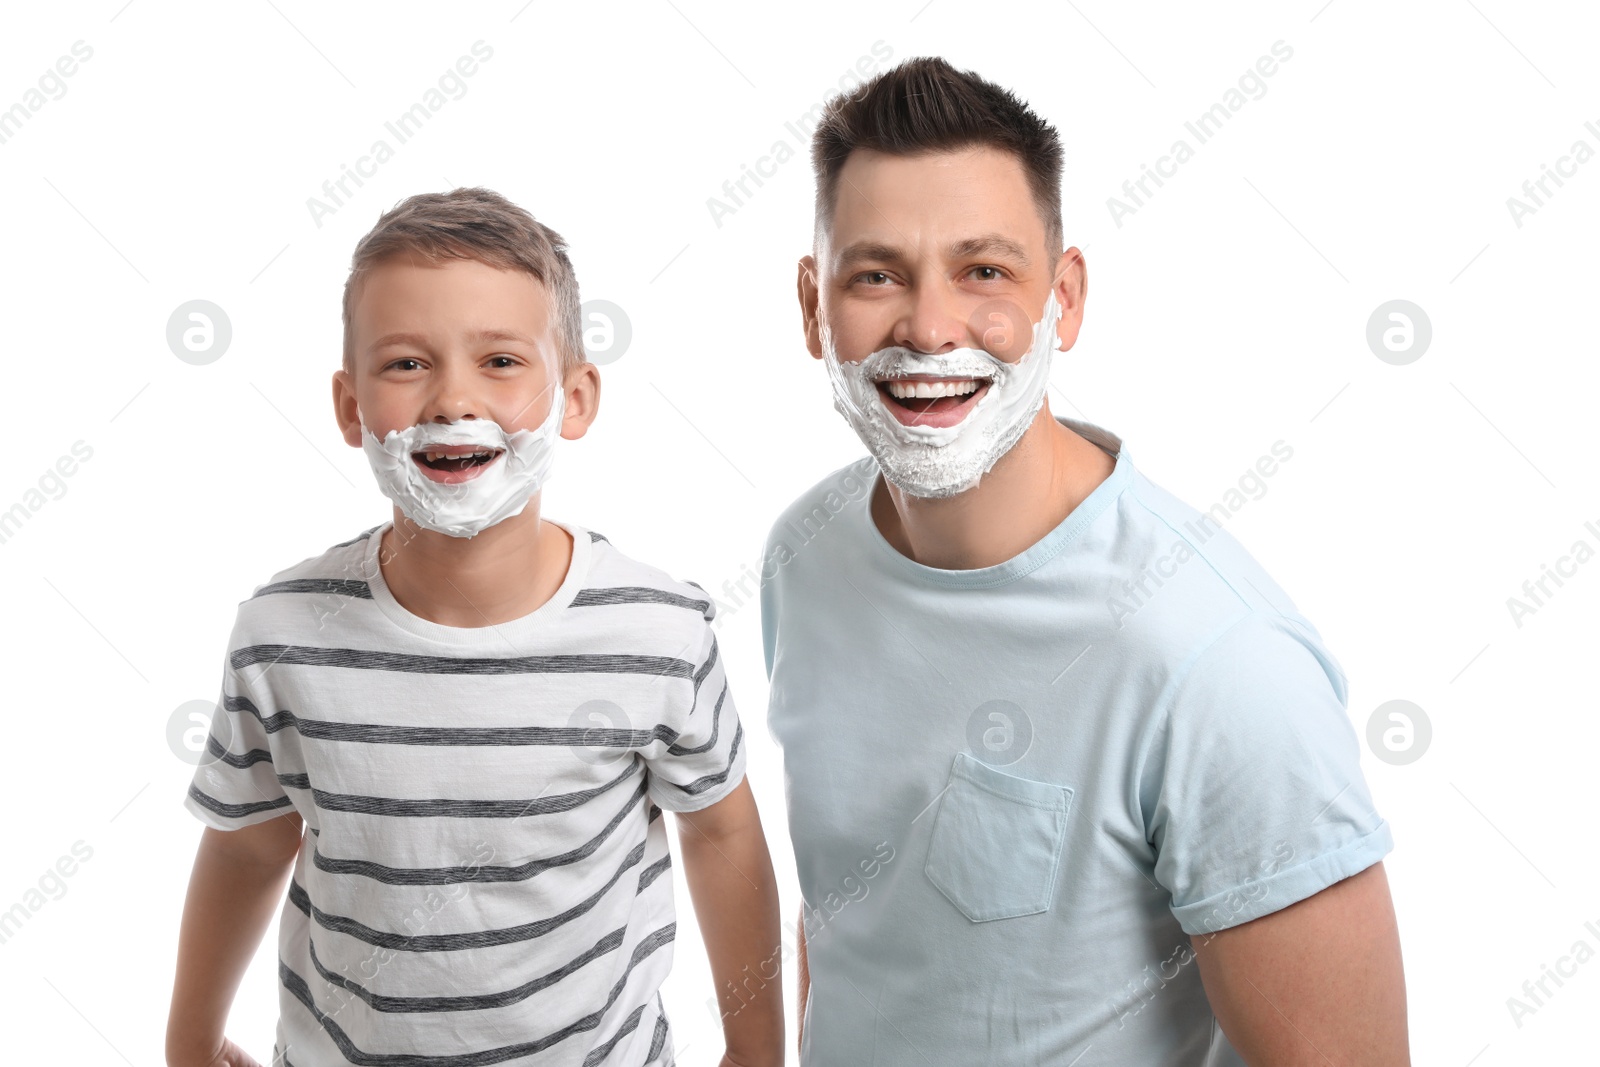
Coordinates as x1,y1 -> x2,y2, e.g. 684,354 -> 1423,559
821,289 -> 1063,499
359,386 -> 565,539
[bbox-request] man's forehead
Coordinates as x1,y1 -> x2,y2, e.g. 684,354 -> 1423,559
823,145 -> 1045,269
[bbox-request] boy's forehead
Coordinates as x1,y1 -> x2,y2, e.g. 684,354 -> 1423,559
351,255 -> 553,342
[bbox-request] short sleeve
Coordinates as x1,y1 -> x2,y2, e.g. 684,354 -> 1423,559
1143,611 -> 1393,936
640,605 -> 747,814
182,614 -> 298,831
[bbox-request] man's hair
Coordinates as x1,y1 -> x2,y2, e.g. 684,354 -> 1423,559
810,56 -> 1064,257
341,187 -> 584,375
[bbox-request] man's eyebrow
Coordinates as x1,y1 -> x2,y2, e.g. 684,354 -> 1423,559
833,240 -> 910,272
370,328 -> 538,350
946,233 -> 1031,266
832,234 -> 1033,272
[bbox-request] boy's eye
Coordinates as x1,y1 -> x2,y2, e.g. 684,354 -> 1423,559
386,358 -> 421,372
487,355 -> 517,368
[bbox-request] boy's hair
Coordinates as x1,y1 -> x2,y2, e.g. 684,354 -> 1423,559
809,56 -> 1064,257
341,187 -> 584,375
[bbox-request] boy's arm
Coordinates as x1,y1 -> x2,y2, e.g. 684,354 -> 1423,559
796,904 -> 808,1056
167,812 -> 304,1067
674,777 -> 784,1067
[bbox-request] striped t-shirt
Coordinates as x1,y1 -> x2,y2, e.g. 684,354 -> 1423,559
183,519 -> 746,1067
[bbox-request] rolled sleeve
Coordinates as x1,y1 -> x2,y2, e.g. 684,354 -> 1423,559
1144,610 -> 1394,936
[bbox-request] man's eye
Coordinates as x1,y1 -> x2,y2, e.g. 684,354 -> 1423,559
858,271 -> 891,286
970,266 -> 1003,281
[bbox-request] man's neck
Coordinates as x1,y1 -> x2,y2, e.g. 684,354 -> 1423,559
377,499 -> 573,627
871,407 -> 1117,570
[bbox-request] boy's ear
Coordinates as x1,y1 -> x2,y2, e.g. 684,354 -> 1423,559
559,361 -> 601,442
798,255 -> 823,360
332,368 -> 362,448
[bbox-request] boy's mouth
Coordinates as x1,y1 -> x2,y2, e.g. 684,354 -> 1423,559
875,375 -> 991,429
411,446 -> 504,484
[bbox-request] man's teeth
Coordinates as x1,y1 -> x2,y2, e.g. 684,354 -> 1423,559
883,379 -> 982,399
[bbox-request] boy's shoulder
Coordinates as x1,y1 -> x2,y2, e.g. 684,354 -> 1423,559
579,525 -> 717,628
227,523 -> 384,636
250,523 -> 384,597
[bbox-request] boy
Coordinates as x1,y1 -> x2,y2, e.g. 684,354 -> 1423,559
166,188 -> 783,1067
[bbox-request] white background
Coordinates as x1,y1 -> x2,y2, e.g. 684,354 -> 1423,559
1,1 -> 1595,1063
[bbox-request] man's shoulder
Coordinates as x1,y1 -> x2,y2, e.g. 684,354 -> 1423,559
765,455 -> 879,553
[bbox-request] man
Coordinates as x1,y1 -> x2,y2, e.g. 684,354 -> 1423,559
759,57 -> 1407,1065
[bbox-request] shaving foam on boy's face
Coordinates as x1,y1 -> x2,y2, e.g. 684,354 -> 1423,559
821,289 -> 1063,499
358,385 -> 566,539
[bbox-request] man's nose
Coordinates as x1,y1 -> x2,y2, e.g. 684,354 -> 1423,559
894,283 -> 967,354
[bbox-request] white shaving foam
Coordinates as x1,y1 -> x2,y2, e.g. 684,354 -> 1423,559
359,389 -> 565,538
821,290 -> 1062,498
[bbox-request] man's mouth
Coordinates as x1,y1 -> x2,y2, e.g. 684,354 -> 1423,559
875,376 -> 991,428
411,446 -> 505,484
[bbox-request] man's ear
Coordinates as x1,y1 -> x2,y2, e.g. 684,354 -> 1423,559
798,254 -> 823,360
559,361 -> 602,442
1052,247 -> 1088,354
332,368 -> 362,448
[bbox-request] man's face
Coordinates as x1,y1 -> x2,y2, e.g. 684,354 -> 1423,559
333,255 -> 576,484
802,145 -> 1084,431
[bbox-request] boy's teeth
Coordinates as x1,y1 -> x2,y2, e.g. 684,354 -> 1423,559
884,379 -> 981,399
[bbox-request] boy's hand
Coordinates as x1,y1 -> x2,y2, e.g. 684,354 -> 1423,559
168,1035 -> 263,1067
719,1053 -> 783,1067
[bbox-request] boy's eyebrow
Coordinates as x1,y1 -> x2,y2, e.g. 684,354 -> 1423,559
370,328 -> 540,350
833,232 -> 1032,273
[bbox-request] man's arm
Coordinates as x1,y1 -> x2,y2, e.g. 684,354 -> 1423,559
167,812 -> 303,1067
675,777 -> 784,1067
1192,861 -> 1409,1066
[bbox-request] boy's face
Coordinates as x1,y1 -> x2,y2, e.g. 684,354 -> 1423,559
798,145 -> 1085,430
332,255 -> 597,477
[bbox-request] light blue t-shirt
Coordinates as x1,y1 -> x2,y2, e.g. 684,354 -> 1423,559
760,418 -> 1393,1066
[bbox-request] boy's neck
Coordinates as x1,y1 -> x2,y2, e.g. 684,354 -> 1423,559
377,500 -> 574,628
870,405 -> 1116,571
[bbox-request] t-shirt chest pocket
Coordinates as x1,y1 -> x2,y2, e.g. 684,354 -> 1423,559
923,751 -> 1073,922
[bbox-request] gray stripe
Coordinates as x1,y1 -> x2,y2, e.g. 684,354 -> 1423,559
583,999 -> 648,1067
674,720 -> 743,797
667,684 -> 726,758
313,776 -> 650,885
226,692 -> 689,749
570,587 -> 710,614
636,854 -> 671,893
252,578 -> 373,600
287,840 -> 648,951
275,759 -> 640,820
646,1006 -> 669,1063
232,644 -> 695,680
187,783 -> 295,819
689,637 -> 719,709
307,924 -> 630,1013
587,530 -> 609,544
206,733 -> 272,768
279,925 -> 670,1066
333,525 -> 383,548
